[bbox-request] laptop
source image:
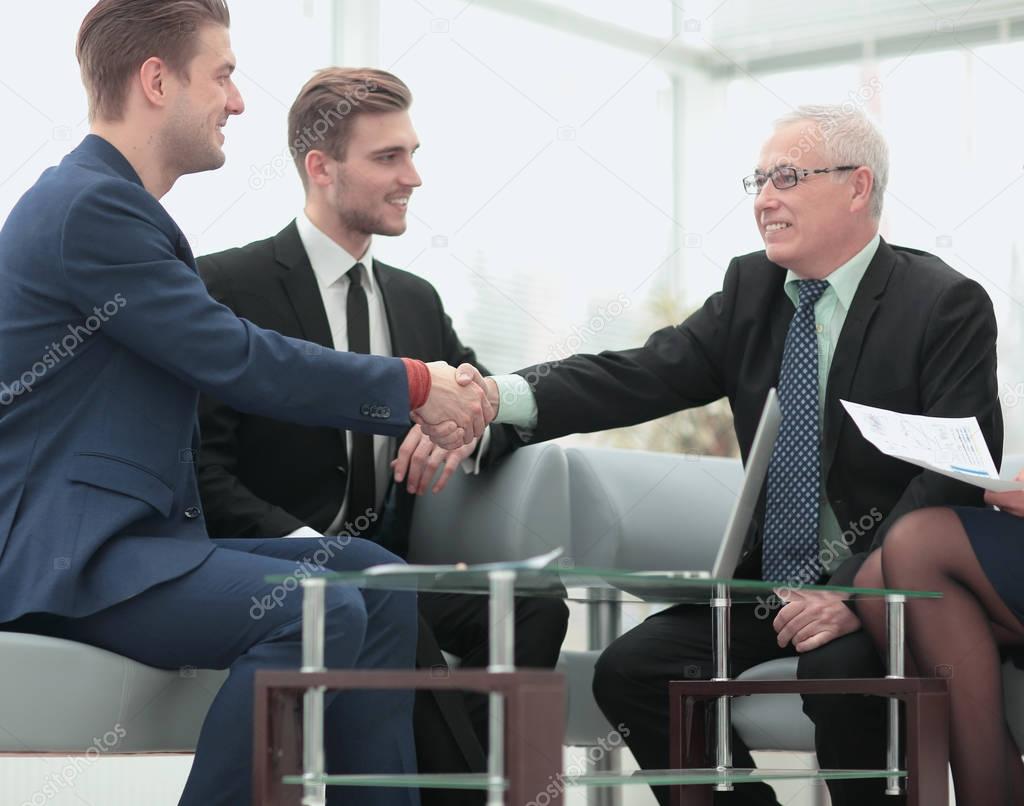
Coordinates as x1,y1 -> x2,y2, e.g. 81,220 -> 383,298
629,387 -> 781,584
709,386 -> 781,579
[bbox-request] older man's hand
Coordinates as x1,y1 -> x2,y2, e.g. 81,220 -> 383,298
454,363 -> 500,411
773,589 -> 860,652
412,362 -> 494,449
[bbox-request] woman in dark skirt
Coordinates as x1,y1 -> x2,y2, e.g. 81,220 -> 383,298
854,480 -> 1024,806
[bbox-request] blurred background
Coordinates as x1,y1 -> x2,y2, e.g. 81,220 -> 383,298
1,1 -> 1021,803
4,1 -> 1024,457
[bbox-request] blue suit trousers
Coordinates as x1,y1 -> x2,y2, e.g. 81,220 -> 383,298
23,537 -> 420,806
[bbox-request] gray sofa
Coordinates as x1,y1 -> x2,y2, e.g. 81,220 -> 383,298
406,443 -> 1024,773
2,444 -> 1022,787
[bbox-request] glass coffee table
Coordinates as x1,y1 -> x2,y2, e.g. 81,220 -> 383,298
254,563 -> 944,806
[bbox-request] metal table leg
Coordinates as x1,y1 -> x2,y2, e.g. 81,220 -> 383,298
711,583 -> 733,791
300,577 -> 327,806
885,593 -> 906,796
587,589 -> 621,806
488,570 -> 516,806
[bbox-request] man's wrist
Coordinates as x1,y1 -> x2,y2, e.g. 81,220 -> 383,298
483,377 -> 500,416
402,358 -> 431,409
490,374 -> 538,428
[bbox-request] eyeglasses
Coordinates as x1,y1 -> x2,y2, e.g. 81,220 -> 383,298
742,165 -> 860,195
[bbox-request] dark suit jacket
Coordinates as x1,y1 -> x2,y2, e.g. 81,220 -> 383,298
0,137 -> 412,623
195,221 -> 515,553
515,239 -> 1003,584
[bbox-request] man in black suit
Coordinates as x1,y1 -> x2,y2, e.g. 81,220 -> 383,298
196,67 -> 568,801
445,105 -> 1003,805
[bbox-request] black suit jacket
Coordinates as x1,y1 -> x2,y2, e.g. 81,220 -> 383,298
516,239 -> 1003,584
195,221 -> 515,552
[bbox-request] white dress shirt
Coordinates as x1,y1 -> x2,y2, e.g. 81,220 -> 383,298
294,211 -> 393,533
286,211 -> 488,539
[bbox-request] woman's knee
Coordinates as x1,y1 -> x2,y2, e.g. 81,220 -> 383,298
852,549 -> 884,590
881,507 -> 959,580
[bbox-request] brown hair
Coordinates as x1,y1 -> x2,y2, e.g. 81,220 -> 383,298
77,0 -> 231,122
287,67 -> 412,189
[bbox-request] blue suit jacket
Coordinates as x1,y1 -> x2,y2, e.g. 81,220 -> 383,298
0,135 -> 412,622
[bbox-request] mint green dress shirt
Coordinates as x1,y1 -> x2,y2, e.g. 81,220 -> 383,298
494,234 -> 881,572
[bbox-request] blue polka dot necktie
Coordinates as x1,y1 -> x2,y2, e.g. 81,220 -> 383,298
762,279 -> 830,584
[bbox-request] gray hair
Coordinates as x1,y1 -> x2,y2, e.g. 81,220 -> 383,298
774,104 -> 889,219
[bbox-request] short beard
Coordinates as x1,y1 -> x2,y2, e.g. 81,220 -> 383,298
331,182 -> 406,238
161,102 -> 224,178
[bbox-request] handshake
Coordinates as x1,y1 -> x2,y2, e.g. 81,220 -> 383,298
411,361 -> 499,449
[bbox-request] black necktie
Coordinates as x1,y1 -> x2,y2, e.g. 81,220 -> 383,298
346,262 -> 376,521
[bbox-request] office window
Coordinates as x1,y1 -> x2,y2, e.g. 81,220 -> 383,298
0,0 -> 336,257
378,0 -> 675,379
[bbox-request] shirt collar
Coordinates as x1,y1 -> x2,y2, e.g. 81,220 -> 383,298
295,210 -> 377,297
783,233 -> 880,310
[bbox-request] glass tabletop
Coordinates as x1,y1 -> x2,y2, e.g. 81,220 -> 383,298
281,767 -> 907,790
265,563 -> 940,604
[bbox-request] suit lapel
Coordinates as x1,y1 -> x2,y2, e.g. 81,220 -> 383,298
769,284 -> 792,377
373,260 -> 404,357
821,239 -> 896,474
274,221 -> 334,349
273,221 -> 346,463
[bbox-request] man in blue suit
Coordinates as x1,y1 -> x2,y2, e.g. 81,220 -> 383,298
0,2 -> 493,804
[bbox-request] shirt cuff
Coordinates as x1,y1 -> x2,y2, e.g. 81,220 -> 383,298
491,374 -> 538,429
402,358 -> 431,410
284,526 -> 323,539
461,425 -> 492,475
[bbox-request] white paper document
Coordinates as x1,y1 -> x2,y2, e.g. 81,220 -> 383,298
363,547 -> 565,576
841,400 -> 1022,492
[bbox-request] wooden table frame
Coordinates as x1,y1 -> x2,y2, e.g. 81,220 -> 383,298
668,676 -> 950,806
253,668 -> 565,806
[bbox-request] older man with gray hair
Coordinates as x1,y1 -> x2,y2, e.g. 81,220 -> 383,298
443,104 -> 1003,805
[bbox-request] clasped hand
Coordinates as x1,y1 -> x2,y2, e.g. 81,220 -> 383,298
412,362 -> 498,450
773,589 -> 861,652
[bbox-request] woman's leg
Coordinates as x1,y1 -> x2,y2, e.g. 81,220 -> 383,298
852,549 -> 888,656
881,508 -> 1024,806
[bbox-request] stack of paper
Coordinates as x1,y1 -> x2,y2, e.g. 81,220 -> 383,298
841,400 -> 1022,492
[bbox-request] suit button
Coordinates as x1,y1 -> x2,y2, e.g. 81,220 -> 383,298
184,506 -> 201,520
360,404 -> 371,416
380,407 -> 391,418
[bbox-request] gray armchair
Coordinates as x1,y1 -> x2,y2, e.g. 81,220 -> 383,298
409,444 -> 1024,805
2,444 -> 1022,806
